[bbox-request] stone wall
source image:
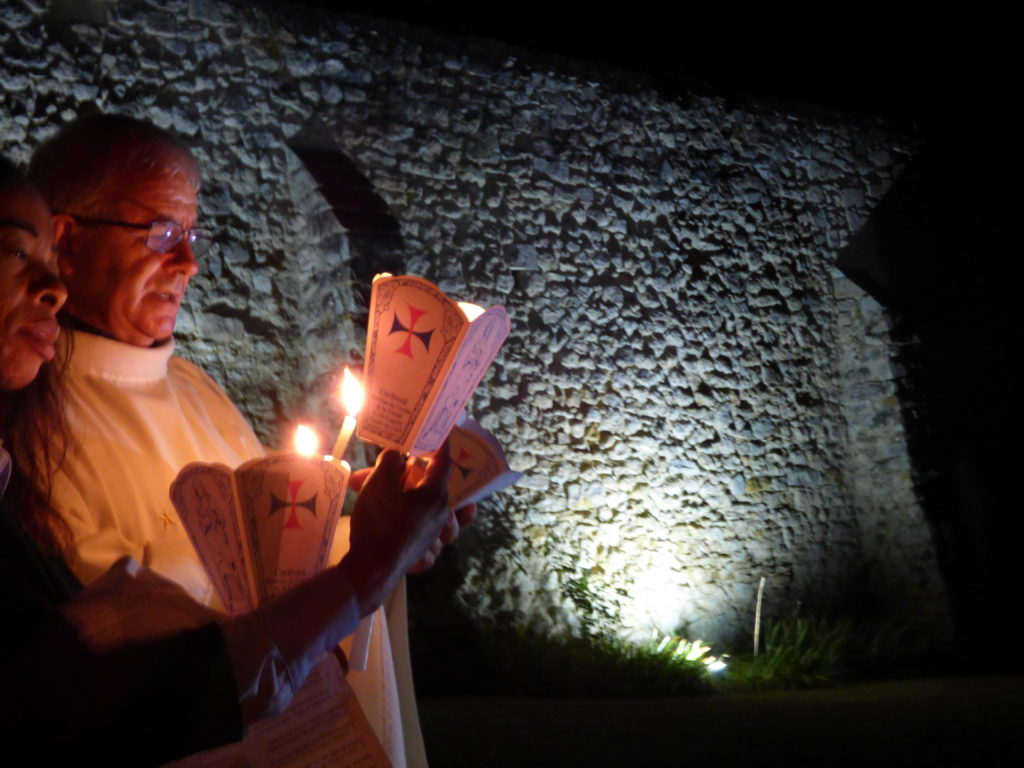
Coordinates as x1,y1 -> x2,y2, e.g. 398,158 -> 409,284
831,272 -> 947,628
0,0 -> 948,645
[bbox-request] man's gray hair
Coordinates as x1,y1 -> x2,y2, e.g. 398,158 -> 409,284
28,114 -> 200,216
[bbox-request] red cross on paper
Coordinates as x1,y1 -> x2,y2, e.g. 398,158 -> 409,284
269,479 -> 318,530
453,446 -> 474,481
389,303 -> 434,359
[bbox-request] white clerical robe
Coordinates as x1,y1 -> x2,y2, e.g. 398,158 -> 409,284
54,330 -> 426,767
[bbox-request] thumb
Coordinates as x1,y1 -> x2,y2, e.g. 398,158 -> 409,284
372,449 -> 407,483
348,467 -> 372,492
418,440 -> 452,498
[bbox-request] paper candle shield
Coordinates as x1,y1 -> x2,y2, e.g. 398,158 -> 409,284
361,274 -> 510,455
170,453 -> 350,613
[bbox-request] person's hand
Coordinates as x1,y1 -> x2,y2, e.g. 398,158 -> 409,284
350,456 -> 478,573
339,447 -> 451,615
348,466 -> 373,492
407,499 -> 477,573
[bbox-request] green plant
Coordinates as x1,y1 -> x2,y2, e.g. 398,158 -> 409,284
650,633 -> 728,674
718,616 -> 936,690
475,627 -> 721,697
722,617 -> 851,689
557,567 -> 618,639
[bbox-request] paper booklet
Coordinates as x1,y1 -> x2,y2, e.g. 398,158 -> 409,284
163,453 -> 392,768
162,659 -> 390,768
170,452 -> 350,613
359,273 -> 510,456
447,418 -> 523,510
62,561 -> 389,768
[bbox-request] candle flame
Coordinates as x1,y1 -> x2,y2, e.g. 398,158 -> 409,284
458,301 -> 485,321
341,367 -> 365,416
293,424 -> 319,457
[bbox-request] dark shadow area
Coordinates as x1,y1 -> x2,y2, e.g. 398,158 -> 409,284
287,142 -> 406,332
276,2 -> 1012,129
838,113 -> 1018,664
418,677 -> 1024,767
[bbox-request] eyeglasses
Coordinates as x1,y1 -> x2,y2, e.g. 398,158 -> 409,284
71,216 -> 214,257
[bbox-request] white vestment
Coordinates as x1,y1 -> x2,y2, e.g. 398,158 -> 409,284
55,330 -> 426,767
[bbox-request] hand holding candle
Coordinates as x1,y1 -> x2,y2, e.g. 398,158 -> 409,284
342,446 -> 453,611
348,453 -> 479,574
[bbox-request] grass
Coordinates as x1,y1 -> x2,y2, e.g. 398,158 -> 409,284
468,616 -> 940,697
411,605 -> 941,698
718,616 -> 939,691
473,628 -> 718,697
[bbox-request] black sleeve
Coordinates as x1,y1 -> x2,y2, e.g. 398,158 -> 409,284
0,535 -> 243,766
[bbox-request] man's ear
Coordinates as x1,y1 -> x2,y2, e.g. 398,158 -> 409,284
51,214 -> 77,276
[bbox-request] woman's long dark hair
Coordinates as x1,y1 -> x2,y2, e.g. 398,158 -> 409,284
2,357 -> 73,557
0,156 -> 74,558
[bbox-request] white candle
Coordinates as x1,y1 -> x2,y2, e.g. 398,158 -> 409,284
331,366 -> 371,670
330,367 -> 365,461
331,415 -> 356,461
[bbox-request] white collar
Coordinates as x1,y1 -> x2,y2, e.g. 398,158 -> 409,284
65,329 -> 175,383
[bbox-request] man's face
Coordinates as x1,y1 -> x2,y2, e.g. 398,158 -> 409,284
59,148 -> 200,347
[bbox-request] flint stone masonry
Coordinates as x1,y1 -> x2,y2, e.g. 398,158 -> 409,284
1,0 -> 948,645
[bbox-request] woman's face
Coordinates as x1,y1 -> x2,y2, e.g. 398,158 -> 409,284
0,183 -> 66,391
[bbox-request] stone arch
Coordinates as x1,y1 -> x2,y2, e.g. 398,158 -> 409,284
287,142 -> 406,327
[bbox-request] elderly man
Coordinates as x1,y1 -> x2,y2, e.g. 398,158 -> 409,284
29,114 -> 442,767
29,117 -> 249,603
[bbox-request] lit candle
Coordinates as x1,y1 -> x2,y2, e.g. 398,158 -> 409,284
330,367 -> 365,461
457,301 -> 485,321
293,424 -> 320,457
331,368 -> 372,671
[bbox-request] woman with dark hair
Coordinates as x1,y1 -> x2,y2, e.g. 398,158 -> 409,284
0,156 -> 452,764
1,153 -> 76,593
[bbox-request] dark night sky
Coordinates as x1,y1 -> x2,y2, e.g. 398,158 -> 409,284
271,2 -> 1012,129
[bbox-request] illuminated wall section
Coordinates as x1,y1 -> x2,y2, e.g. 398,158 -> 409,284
0,0 -> 948,645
